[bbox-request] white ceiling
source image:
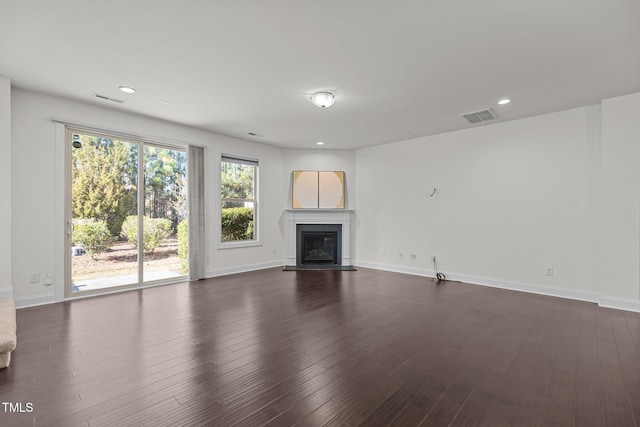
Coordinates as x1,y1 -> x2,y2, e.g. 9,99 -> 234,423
1,0 -> 639,149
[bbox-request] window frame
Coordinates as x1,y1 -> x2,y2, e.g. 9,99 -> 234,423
218,154 -> 261,249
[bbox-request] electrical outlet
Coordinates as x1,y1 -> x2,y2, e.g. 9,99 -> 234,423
399,252 -> 404,258
380,250 -> 386,257
272,247 -> 277,255
411,254 -> 417,260
431,256 -> 437,263
29,272 -> 40,284
545,266 -> 554,276
44,274 -> 54,285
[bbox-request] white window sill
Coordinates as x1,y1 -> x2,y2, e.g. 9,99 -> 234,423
218,240 -> 262,250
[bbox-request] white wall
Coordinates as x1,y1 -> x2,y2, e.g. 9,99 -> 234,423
600,92 -> 640,304
356,106 -> 601,301
0,76 -> 11,298
11,89 -> 286,306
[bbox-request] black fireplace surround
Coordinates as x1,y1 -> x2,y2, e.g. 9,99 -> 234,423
296,224 -> 342,266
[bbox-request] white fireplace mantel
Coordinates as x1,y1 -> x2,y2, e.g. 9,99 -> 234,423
284,209 -> 353,266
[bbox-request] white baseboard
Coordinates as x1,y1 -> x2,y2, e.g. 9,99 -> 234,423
356,261 -> 432,278
598,295 -> 640,313
356,261 -> 640,313
0,286 -> 13,299
446,271 -> 599,304
14,293 -> 55,309
11,261 -> 640,314
206,260 -> 283,278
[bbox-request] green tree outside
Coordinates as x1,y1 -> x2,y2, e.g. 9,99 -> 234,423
144,147 -> 187,231
72,133 -> 188,258
71,135 -> 137,236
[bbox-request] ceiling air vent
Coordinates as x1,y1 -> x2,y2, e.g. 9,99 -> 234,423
460,108 -> 497,124
93,93 -> 125,104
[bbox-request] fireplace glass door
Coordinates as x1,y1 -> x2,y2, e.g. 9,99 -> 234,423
302,232 -> 338,264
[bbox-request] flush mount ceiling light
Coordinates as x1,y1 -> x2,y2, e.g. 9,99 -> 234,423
498,98 -> 511,105
119,86 -> 136,94
316,141 -> 325,145
310,91 -> 335,109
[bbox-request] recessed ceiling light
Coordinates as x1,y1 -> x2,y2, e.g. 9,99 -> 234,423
119,86 -> 136,94
498,98 -> 511,105
316,141 -> 325,145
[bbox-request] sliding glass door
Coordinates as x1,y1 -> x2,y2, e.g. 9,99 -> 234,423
142,145 -> 188,282
66,129 -> 188,296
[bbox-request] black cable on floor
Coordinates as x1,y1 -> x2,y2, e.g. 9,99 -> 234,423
433,258 -> 446,284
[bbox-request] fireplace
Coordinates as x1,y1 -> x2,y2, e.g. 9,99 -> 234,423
284,209 -> 352,268
296,224 -> 342,266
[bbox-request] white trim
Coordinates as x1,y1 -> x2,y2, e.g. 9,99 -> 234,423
284,209 -> 355,213
285,210 -> 353,266
54,123 -> 66,302
0,287 -> 13,299
598,296 -> 640,313
217,152 -> 262,248
357,261 -> 597,302
446,271 -> 599,304
356,261 -> 640,313
206,261 -> 282,278
137,139 -> 145,284
15,293 -> 55,309
52,119 -> 194,150
355,260 -> 429,277
218,240 -> 262,250
65,277 -> 187,302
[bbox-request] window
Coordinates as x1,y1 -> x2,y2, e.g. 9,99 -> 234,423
220,156 -> 258,244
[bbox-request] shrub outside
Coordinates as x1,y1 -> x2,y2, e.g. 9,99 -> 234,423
221,207 -> 254,242
177,218 -> 189,273
121,215 -> 172,253
72,219 -> 116,259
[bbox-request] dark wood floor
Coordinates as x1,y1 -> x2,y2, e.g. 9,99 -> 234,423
1,267 -> 639,426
